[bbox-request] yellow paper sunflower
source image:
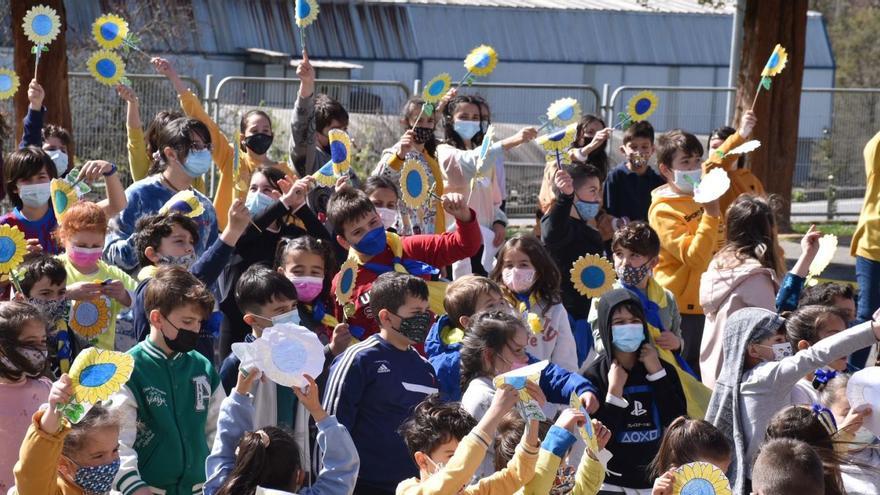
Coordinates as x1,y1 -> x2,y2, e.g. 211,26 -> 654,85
23,5 -> 61,46
295,0 -> 320,28
87,50 -> 126,86
0,225 -> 27,274
0,69 -> 20,100
336,257 -> 359,306
476,125 -> 496,173
761,44 -> 788,77
422,73 -> 452,104
537,123 -> 577,154
570,254 -> 616,298
311,160 -> 337,187
546,97 -> 582,127
69,298 -> 111,339
68,347 -> 134,405
160,190 -> 205,218
464,45 -> 498,77
92,13 -> 129,50
400,159 -> 429,209
672,462 -> 732,495
50,178 -> 78,220
328,129 -> 352,176
627,91 -> 659,122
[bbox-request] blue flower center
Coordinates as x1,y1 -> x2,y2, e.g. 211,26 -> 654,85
75,302 -> 100,327
681,478 -> 715,495
80,362 -> 118,387
0,237 -> 15,263
0,75 -> 12,92
406,169 -> 423,198
330,141 -> 348,164
96,59 -> 117,79
32,14 -> 53,36
580,266 -> 605,289
635,98 -> 652,115
100,22 -> 119,41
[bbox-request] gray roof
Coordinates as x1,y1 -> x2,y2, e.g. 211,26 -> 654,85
334,0 -> 738,13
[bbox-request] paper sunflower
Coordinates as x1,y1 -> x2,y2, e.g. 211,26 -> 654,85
87,50 -> 126,86
692,168 -> 730,205
570,254 -> 616,298
68,347 -> 134,405
92,13 -> 129,50
464,45 -> 498,77
493,361 -> 549,402
718,140 -> 761,158
0,225 -> 27,274
400,159 -> 429,209
295,0 -> 320,28
160,190 -> 205,218
627,91 -> 659,122
672,462 -> 732,495
0,69 -> 20,100
336,257 -> 359,305
423,73 -> 452,104
808,234 -> 838,279
761,44 -> 788,78
477,125 -> 496,173
50,179 -> 78,220
537,123 -> 577,154
311,160 -> 337,186
69,298 -> 111,339
23,5 -> 61,46
569,392 -> 599,454
546,98 -> 582,127
260,324 -> 326,387
328,129 -> 352,176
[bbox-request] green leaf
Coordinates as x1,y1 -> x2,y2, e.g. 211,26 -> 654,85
41,46 -> 49,53
761,76 -> 772,91
466,76 -> 475,87
423,103 -> 434,117
120,76 -> 132,86
715,149 -> 725,158
62,402 -> 86,423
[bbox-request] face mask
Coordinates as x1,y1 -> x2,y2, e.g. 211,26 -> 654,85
853,427 -> 877,445
182,149 -> 213,178
502,267 -> 535,294
574,200 -> 600,220
394,312 -> 433,343
245,190 -> 275,218
18,182 -> 51,208
353,225 -> 388,256
244,133 -> 274,155
158,253 -> 197,269
47,149 -> 69,176
672,169 -> 703,194
161,315 -> 200,354
412,126 -> 434,145
376,207 -> 399,230
480,120 -> 490,132
616,261 -> 653,287
0,346 -> 48,377
290,276 -> 324,303
68,457 -> 120,494
611,323 -> 645,353
68,246 -> 103,267
424,455 -> 446,477
629,152 -> 648,169
271,308 -> 301,326
27,297 -> 69,324
770,342 -> 793,360
453,120 -> 481,141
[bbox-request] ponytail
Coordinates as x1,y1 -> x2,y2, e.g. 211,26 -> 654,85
216,427 -> 302,495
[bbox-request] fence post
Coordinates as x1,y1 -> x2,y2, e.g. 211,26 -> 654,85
601,83 -> 611,125
826,174 -> 837,221
412,79 -> 421,97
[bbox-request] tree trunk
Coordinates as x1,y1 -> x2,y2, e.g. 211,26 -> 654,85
735,0 -> 808,232
12,0 -> 72,157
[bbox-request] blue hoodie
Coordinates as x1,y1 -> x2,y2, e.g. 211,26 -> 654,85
425,314 -> 598,402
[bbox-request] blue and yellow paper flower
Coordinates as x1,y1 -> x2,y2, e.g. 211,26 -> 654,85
465,45 -> 498,77
23,5 -> 61,46
400,159 -> 430,209
336,257 -> 359,306
329,129 -> 352,176
50,179 -> 78,221
295,0 -> 320,27
0,225 -> 27,275
423,73 -> 452,104
92,13 -> 129,50
761,44 -> 788,78
0,69 -> 19,100
69,298 -> 111,339
537,123 -> 577,154
673,462 -> 732,495
571,254 -> 616,298
627,91 -> 659,122
477,125 -> 496,173
87,50 -> 126,86
312,160 -> 337,187
68,347 -> 134,405
546,98 -> 582,127
160,190 -> 205,218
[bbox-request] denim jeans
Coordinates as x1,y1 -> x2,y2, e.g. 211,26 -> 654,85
852,256 -> 880,368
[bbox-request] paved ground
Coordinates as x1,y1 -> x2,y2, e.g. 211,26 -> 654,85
791,198 -> 862,223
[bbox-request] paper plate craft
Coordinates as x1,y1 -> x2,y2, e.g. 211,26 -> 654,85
808,234 -> 838,279
672,462 -> 732,495
0,225 -> 27,275
847,367 -> 880,436
23,5 -> 61,78
464,45 -> 498,77
692,168 -> 731,204
69,298 -> 111,339
294,0 -> 320,50
63,347 -> 134,422
544,97 -> 582,129
400,159 -> 430,209
569,392 -> 599,456
232,323 -> 325,388
570,254 -> 616,299
751,44 -> 788,110
537,123 -> 577,155
88,50 -> 127,86
336,257 -> 359,306
493,360 -> 549,421
0,68 -> 20,100
92,13 -> 128,49
311,160 -> 337,186
50,179 -> 79,220
716,140 -> 761,159
423,73 -> 451,105
329,129 -> 352,176
160,190 -> 205,218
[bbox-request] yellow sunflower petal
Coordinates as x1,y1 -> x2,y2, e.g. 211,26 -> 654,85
761,44 -> 788,77
92,13 -> 129,50
328,129 -> 352,175
336,257 -> 359,305
0,69 -> 20,100
50,178 -> 78,221
23,5 -> 61,46
537,123 -> 578,154
464,45 -> 498,77
69,298 -> 111,340
570,254 -> 616,298
295,0 -> 320,28
627,91 -> 659,122
69,347 -> 134,404
546,97 -> 582,127
0,225 -> 27,275
422,73 -> 452,104
672,462 -> 731,495
400,159 -> 430,209
87,50 -> 126,86
160,190 -> 205,218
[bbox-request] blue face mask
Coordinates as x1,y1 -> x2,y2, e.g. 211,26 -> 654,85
611,323 -> 645,353
574,200 -> 600,220
183,149 -> 213,178
453,120 -> 481,141
69,457 -> 120,494
245,191 -> 274,218
353,225 -> 388,256
272,308 -> 301,326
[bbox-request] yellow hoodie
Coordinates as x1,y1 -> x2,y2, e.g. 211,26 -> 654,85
852,130 -> 880,260
11,411 -> 84,495
702,132 -> 767,215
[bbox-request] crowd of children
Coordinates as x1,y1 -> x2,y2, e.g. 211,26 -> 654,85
0,50 -> 878,495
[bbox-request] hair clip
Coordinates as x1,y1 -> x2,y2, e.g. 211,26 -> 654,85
812,368 -> 837,391
811,403 -> 837,435
255,429 -> 270,447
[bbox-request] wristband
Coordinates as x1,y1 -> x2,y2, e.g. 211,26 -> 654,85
102,163 -> 118,177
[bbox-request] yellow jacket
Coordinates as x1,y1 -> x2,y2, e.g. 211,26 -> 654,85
702,131 -> 767,215
127,121 -> 206,194
178,90 -> 296,230
520,426 -> 604,495
396,429 -> 539,495
852,130 -> 880,260
11,410 -> 83,495
378,148 -> 447,234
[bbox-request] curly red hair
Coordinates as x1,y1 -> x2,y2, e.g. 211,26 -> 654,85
57,202 -> 108,241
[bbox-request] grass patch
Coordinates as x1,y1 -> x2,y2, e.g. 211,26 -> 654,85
791,222 -> 856,238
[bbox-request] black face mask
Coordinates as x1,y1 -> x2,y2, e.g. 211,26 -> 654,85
161,315 -> 200,354
412,126 -> 435,145
244,133 -> 274,156
393,312 -> 433,343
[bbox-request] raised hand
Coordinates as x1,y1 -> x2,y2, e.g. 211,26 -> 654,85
28,79 -> 45,110
297,50 -> 315,98
293,374 -> 328,422
441,193 -> 473,223
554,169 -> 574,196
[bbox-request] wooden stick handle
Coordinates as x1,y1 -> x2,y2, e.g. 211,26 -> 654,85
750,85 -> 761,112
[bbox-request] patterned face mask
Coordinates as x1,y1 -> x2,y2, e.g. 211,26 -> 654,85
67,456 -> 120,494
27,297 -> 69,324
615,260 -> 653,287
0,346 -> 48,378
158,253 -> 197,269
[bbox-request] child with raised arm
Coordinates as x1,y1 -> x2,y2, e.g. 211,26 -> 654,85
19,78 -> 72,178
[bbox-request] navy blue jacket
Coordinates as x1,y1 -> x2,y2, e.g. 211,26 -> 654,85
603,162 -> 666,222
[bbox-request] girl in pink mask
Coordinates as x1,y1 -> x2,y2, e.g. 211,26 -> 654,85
277,235 -> 352,359
58,202 -> 136,351
490,234 -> 578,373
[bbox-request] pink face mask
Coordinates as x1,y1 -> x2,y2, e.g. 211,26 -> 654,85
289,275 -> 324,303
68,246 -> 103,266
502,267 -> 535,294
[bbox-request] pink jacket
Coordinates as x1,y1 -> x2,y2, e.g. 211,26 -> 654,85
699,257 -> 779,388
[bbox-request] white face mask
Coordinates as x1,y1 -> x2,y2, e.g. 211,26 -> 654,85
853,427 -> 877,445
672,169 -> 703,194
18,182 -> 51,208
376,207 -> 399,230
46,149 -> 69,176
